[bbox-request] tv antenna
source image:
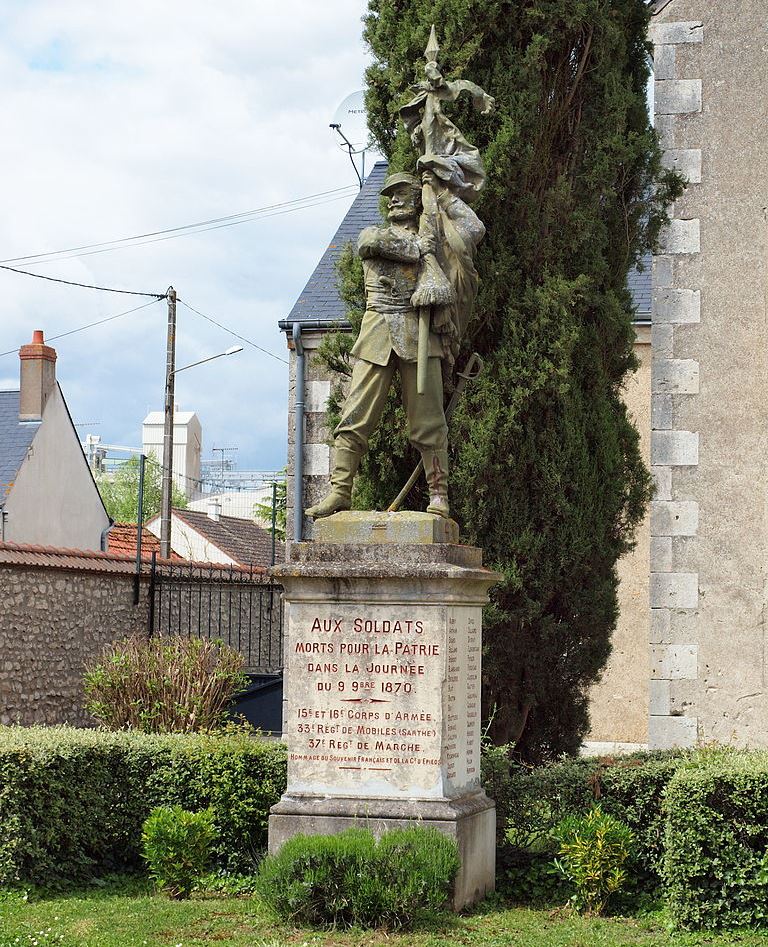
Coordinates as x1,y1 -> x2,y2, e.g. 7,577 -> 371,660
211,446 -> 238,483
330,90 -> 371,189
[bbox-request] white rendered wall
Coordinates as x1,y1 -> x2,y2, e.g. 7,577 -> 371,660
4,386 -> 110,550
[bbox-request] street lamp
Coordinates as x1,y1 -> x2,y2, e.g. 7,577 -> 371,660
159,300 -> 243,559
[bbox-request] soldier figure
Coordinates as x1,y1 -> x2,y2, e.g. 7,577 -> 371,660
306,27 -> 492,522
306,171 -> 484,521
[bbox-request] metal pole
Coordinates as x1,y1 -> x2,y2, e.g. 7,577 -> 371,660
160,287 -> 176,559
271,480 -> 277,565
133,452 -> 146,605
292,323 -> 305,543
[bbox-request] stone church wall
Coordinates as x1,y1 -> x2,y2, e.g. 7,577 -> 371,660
649,2 -> 768,747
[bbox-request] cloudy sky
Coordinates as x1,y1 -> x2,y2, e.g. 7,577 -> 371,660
0,0 -> 378,474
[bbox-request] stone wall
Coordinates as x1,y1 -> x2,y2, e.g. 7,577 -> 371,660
649,2 -> 768,747
586,327 -> 651,748
0,556 -> 149,727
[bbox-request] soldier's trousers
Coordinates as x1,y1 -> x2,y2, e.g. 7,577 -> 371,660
334,354 -> 448,456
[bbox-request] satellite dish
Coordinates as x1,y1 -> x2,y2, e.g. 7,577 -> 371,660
330,91 -> 370,154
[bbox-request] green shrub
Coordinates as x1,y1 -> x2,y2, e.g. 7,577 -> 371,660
0,726 -> 286,887
255,827 -> 460,929
663,750 -> 768,930
554,806 -> 634,915
481,743 -> 682,902
83,635 -> 248,732
141,805 -> 216,898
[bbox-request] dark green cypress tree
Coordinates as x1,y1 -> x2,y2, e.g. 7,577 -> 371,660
320,0 -> 683,762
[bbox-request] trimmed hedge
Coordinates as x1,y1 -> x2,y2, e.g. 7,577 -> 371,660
481,745 -> 683,900
0,726 -> 286,887
664,750 -> 768,930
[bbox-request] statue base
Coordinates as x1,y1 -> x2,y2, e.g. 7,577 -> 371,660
270,513 -> 499,909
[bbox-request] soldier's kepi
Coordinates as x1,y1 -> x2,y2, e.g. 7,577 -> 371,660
306,27 -> 493,522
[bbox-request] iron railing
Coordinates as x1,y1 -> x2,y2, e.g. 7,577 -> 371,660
147,555 -> 283,673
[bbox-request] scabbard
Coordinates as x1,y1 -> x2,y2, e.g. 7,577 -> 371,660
417,306 -> 430,394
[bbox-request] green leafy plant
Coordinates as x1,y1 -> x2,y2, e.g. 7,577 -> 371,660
553,806 -> 634,915
255,827 -> 460,930
95,454 -> 187,523
0,726 -> 286,887
310,0 -> 687,763
141,805 -> 216,899
83,635 -> 248,733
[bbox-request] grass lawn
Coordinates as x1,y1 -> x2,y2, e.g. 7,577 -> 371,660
2,877 -> 768,947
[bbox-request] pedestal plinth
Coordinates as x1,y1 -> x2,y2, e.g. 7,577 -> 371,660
269,512 -> 499,909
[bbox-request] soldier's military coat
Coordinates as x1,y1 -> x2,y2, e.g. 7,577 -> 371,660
351,224 -> 443,365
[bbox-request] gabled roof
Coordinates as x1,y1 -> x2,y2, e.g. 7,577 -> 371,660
0,390 -> 39,502
166,507 -> 281,569
278,159 -> 651,332
107,523 -> 179,560
279,161 -> 388,333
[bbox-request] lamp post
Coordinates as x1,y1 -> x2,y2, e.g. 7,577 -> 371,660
159,330 -> 243,559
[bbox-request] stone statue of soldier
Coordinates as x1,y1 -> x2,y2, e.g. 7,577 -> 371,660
306,27 -> 492,522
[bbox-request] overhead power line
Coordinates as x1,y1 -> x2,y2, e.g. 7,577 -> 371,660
0,263 -> 166,297
1,186 -> 358,267
177,298 -> 288,365
0,298 -> 162,359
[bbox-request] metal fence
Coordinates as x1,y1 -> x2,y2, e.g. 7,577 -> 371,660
147,556 -> 283,673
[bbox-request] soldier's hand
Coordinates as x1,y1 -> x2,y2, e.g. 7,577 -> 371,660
417,233 -> 436,256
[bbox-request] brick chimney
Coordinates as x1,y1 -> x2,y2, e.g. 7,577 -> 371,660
19,330 -> 57,421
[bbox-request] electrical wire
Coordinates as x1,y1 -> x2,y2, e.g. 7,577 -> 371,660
0,263 -> 166,297
2,186 -> 359,267
177,298 -> 288,365
0,298 -> 162,359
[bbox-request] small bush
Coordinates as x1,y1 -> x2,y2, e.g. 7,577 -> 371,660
255,827 -> 460,929
663,749 -> 768,930
0,726 -> 286,887
481,743 -> 683,901
553,806 -> 634,914
142,805 -> 216,898
83,635 -> 248,733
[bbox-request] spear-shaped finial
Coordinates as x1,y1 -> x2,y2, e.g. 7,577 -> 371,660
425,24 -> 439,63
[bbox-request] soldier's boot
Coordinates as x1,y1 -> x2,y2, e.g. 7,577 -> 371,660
305,447 -> 361,519
422,449 -> 450,519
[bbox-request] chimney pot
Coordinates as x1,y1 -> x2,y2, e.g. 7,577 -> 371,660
19,329 -> 57,421
207,498 -> 222,522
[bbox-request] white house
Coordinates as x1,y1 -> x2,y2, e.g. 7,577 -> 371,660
0,330 -> 110,550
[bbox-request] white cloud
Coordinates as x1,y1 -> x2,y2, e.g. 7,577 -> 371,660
0,0 -> 378,470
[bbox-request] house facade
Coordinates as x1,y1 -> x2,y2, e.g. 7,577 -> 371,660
0,331 -> 110,551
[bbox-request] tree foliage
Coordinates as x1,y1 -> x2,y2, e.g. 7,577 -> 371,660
96,455 -> 187,523
318,0 -> 683,761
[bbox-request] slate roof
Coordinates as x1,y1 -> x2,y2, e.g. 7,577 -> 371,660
0,390 -> 39,503
629,253 -> 652,322
280,161 -> 388,332
170,508 -> 282,570
279,160 -> 652,331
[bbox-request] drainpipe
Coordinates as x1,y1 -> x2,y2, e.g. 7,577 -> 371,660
293,322 -> 305,543
100,519 -> 114,552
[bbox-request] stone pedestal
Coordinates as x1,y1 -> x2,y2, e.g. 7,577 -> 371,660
269,512 -> 499,909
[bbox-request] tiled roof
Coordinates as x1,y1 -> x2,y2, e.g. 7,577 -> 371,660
0,540 -> 262,575
171,508 -> 282,569
281,161 -> 388,331
0,390 -> 39,501
107,523 -> 178,560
